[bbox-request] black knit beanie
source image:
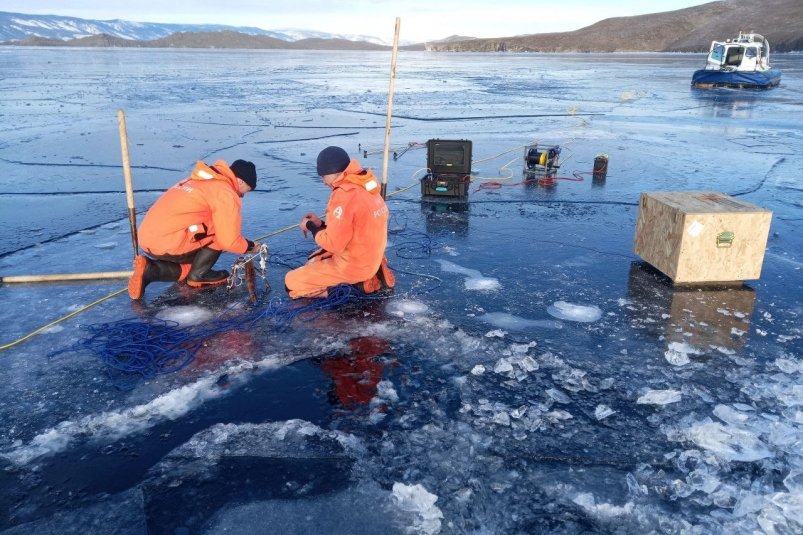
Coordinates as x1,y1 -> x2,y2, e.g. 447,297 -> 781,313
316,146 -> 351,176
230,159 -> 257,190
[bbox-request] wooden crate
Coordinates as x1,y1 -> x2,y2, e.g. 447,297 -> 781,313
633,191 -> 772,283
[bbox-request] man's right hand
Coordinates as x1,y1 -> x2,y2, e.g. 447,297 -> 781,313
300,213 -> 322,238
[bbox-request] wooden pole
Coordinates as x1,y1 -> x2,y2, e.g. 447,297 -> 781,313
380,17 -> 401,200
117,109 -> 139,257
0,271 -> 133,284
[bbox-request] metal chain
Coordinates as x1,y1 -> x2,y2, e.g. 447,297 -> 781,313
227,244 -> 269,289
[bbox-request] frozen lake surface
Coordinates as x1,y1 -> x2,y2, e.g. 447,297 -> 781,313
0,48 -> 802,534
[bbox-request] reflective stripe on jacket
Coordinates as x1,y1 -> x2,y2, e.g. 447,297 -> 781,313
138,160 -> 249,256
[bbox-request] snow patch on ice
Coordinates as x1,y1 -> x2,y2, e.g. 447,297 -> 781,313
155,305 -> 214,326
464,277 -> 501,291
435,259 -> 500,291
573,492 -> 635,516
478,312 -> 562,331
434,258 -> 481,278
546,301 -> 602,322
386,299 -> 429,318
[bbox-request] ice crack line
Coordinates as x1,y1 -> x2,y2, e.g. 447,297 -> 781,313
0,157 -> 181,172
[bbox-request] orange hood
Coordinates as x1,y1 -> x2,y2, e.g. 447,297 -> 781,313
187,160 -> 240,195
332,159 -> 380,194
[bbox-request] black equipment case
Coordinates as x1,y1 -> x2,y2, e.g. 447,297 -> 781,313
421,139 -> 472,200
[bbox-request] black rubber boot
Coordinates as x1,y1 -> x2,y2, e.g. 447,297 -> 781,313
149,259 -> 182,282
187,248 -> 229,287
128,256 -> 181,299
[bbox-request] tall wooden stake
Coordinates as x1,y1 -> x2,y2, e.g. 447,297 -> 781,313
380,17 -> 401,200
117,109 -> 139,257
0,271 -> 133,283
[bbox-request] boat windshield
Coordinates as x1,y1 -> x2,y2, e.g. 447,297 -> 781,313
709,44 -> 725,63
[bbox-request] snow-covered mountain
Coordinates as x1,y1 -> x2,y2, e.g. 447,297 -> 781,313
0,11 -> 396,45
269,28 -> 391,46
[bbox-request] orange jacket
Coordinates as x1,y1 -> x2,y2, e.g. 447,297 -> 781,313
314,160 -> 389,281
138,160 -> 250,257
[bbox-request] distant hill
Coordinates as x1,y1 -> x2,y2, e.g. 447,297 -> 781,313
3,0 -> 802,53
0,11 -> 397,46
8,31 -> 422,51
428,0 -> 803,52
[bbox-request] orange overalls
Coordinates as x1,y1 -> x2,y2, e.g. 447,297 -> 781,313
138,160 -> 251,260
285,160 -> 389,298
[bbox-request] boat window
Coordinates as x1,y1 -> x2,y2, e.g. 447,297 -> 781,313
710,44 -> 725,63
725,47 -> 744,66
745,47 -> 758,58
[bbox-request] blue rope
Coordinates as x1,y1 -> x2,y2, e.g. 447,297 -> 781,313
49,284 -> 373,390
51,223 -> 445,390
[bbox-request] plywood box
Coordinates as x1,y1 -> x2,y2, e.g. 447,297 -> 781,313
633,191 -> 772,283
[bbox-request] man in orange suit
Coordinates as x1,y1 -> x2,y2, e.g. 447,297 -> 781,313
285,146 -> 394,298
128,159 -> 261,299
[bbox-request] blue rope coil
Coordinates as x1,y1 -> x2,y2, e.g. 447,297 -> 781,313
51,223 -> 445,390
50,284 -> 367,390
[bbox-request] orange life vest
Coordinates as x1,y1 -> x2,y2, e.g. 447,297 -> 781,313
313,160 -> 389,281
138,160 -> 250,257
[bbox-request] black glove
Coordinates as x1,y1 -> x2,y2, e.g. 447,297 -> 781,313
305,219 -> 326,237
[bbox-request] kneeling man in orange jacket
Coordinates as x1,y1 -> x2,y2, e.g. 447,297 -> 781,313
285,146 -> 394,299
128,159 -> 262,299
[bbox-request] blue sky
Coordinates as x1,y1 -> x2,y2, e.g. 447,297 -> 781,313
4,1 -> 711,42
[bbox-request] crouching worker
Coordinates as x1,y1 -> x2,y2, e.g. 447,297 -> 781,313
285,146 -> 395,299
128,159 -> 262,300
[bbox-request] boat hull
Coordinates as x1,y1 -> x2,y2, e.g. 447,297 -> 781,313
691,68 -> 782,89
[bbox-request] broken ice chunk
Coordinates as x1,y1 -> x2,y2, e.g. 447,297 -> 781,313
546,388 -> 571,404
686,420 -> 772,462
493,358 -> 514,374
391,483 -> 443,535
664,341 -> 703,367
470,364 -> 486,376
637,389 -> 682,405
595,404 -> 616,420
